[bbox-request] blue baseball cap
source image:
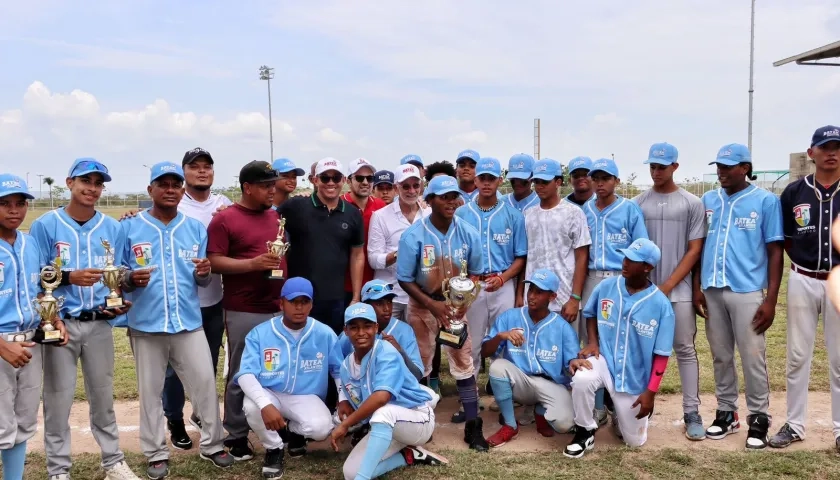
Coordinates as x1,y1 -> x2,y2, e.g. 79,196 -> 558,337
620,238 -> 661,267
373,170 -> 395,186
400,154 -> 424,169
711,143 -> 751,167
362,279 -> 397,302
0,174 -> 33,200
68,157 -> 112,182
344,303 -> 378,325
281,277 -> 314,301
475,157 -> 502,178
589,158 -> 620,178
272,158 -> 305,176
531,159 -> 561,181
525,269 -> 560,293
456,149 -> 480,164
811,125 -> 840,148
568,156 -> 592,174
149,162 -> 185,183
424,175 -> 459,200
645,143 -> 679,166
507,153 -> 535,180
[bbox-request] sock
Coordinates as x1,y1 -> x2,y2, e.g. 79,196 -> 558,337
371,452 -> 408,478
595,388 -> 605,411
535,403 -> 547,417
354,423 -> 394,480
456,377 -> 479,421
489,376 -> 517,428
2,441 -> 27,480
429,377 -> 440,392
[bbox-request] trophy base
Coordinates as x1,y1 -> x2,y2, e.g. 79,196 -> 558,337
436,328 -> 468,349
267,269 -> 285,280
33,328 -> 63,345
105,296 -> 125,309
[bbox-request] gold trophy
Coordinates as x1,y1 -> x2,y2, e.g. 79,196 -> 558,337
436,256 -> 481,349
100,238 -> 127,309
266,218 -> 290,280
32,261 -> 65,344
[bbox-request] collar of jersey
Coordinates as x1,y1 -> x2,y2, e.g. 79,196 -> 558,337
270,315 -> 313,344
56,207 -> 103,232
617,276 -> 657,299
586,195 -> 626,215
423,215 -> 460,240
344,338 -> 381,381
719,183 -> 756,200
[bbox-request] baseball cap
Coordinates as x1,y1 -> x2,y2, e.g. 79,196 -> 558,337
272,158 -> 305,176
589,158 -> 620,178
507,153 -> 535,180
344,303 -> 378,325
281,277 -> 314,301
400,154 -> 424,169
811,125 -> 840,148
348,158 -> 376,176
0,174 -> 33,200
315,157 -> 344,176
525,269 -> 560,293
68,157 -> 112,182
373,170 -> 395,186
711,143 -> 751,167
475,157 -> 502,178
645,143 -> 679,166
239,160 -> 279,184
456,149 -> 480,164
531,159 -> 561,181
396,164 -> 421,183
619,238 -> 661,267
361,279 -> 397,302
568,156 -> 592,174
424,175 -> 459,200
182,147 -> 214,166
149,162 -> 185,183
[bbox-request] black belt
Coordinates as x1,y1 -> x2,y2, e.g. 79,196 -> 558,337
64,311 -> 104,321
427,293 -> 446,302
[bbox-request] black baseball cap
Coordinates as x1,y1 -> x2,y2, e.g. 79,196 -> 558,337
811,125 -> 840,148
373,170 -> 395,186
182,147 -> 214,166
239,160 -> 279,184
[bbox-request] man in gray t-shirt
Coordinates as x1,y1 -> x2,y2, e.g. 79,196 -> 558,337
634,142 -> 707,441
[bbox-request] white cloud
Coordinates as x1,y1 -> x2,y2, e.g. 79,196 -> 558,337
318,127 -> 346,143
449,131 -> 488,144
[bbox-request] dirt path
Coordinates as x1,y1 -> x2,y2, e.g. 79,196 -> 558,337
27,392 -> 837,455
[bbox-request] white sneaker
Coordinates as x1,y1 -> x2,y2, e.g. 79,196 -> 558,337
105,461 -> 141,480
49,475 -> 70,480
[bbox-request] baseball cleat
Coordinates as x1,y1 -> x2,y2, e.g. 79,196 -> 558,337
487,424 -> 519,447
768,423 -> 802,449
706,410 -> 740,440
564,426 -> 595,458
403,446 -> 449,466
466,417 -> 490,452
745,413 -> 770,450
684,412 -> 706,441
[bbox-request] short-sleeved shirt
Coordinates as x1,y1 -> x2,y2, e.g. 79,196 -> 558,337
701,185 -> 784,292
0,232 -> 43,333
524,201 -> 591,311
341,193 -> 386,293
780,175 -> 840,272
582,276 -> 675,395
178,192 -> 233,307
278,195 -> 364,301
633,188 -> 706,302
454,201 -> 527,274
207,204 -> 284,313
583,196 -> 649,271
335,317 -> 422,373
504,191 -> 539,212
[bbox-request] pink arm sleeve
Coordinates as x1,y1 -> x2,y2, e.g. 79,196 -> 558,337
647,354 -> 669,392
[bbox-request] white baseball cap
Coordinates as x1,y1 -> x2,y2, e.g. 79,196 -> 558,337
315,157 -> 344,176
396,164 -> 421,183
347,158 -> 376,176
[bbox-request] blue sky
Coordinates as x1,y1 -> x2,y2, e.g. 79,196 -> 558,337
1,0 -> 839,193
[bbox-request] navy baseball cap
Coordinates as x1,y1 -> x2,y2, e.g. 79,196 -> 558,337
711,143 -> 751,167
568,156 -> 592,174
344,303 -> 378,325
182,147 -> 214,166
811,125 -> 840,148
149,162 -> 184,183
0,174 -> 33,200
532,159 -> 561,181
525,269 -> 560,293
281,277 -> 314,301
424,175 -> 459,200
476,157 -> 502,178
68,158 -> 112,182
272,158 -> 305,176
373,170 -> 395,186
645,143 -> 679,166
456,149 -> 480,164
589,158 -> 620,178
507,153 -> 534,180
361,279 -> 397,302
620,238 -> 661,267
400,154 -> 424,169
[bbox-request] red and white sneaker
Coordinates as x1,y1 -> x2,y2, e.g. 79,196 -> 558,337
487,424 -> 519,448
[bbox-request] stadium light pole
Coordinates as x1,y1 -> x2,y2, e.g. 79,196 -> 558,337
747,0 -> 756,152
259,65 -> 275,162
37,174 -> 43,205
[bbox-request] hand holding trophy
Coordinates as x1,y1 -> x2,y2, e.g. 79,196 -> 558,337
436,257 -> 481,349
265,218 -> 290,280
32,260 -> 66,344
100,238 -> 128,309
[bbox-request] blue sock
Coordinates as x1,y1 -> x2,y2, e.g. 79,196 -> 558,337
595,388 -> 605,410
456,377 -> 478,420
489,375 -> 517,428
354,423 -> 394,480
2,441 -> 27,480
535,403 -> 547,416
371,452 -> 408,478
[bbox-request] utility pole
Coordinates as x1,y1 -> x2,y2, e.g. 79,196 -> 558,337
259,65 -> 276,161
37,174 -> 43,207
533,119 -> 540,160
747,0 -> 756,152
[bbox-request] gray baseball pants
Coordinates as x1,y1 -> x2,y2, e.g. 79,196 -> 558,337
0,340 -> 41,450
672,301 -> 701,414
578,271 -> 619,346
392,302 -> 407,323
466,281 -> 515,379
489,358 -> 574,432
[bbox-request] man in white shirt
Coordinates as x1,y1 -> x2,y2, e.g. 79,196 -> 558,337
367,164 -> 430,322
162,147 -> 233,449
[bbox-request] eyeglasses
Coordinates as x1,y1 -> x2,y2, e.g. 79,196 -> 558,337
363,283 -> 394,295
319,173 -> 344,184
72,161 -> 109,176
401,182 -> 422,191
353,175 -> 375,183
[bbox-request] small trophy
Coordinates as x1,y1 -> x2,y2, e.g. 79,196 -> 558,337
100,238 -> 127,309
32,261 -> 66,344
266,218 -> 290,280
436,257 -> 481,349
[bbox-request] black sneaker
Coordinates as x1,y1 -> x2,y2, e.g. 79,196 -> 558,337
225,437 -> 254,462
188,413 -> 202,431
262,448 -> 285,479
706,410 -> 740,440
146,460 -> 169,480
745,413 -> 771,450
200,450 -> 234,468
769,423 -> 802,449
167,420 -> 193,450
403,445 -> 449,466
286,431 -> 307,458
563,426 -> 595,459
451,405 -> 466,424
465,417 -> 489,452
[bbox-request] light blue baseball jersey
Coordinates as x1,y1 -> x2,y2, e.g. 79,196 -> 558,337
504,191 -> 539,213
234,316 -> 340,401
484,307 -> 579,386
584,196 -> 649,271
583,276 -> 675,395
455,201 -> 527,274
396,216 -> 483,295
701,185 -> 784,292
0,232 -> 44,333
338,339 -> 432,410
335,317 -> 422,373
459,189 -> 503,204
120,211 -> 208,334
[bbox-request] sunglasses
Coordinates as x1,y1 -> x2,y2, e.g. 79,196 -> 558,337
353,175 -> 375,183
72,161 -> 109,176
400,182 -> 422,191
319,173 -> 344,184
364,283 -> 394,295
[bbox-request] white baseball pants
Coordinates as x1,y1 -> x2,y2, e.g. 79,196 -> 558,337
242,391 -> 333,450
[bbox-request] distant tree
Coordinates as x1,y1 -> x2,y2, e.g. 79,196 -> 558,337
43,177 -> 55,208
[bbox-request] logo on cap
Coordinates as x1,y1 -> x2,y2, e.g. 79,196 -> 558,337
324,160 -> 337,167
161,165 -> 177,172
593,161 -> 607,168
350,306 -> 367,316
1,180 -> 21,188
187,147 -> 207,155
378,174 -> 390,180
535,272 -> 547,280
652,150 -> 666,157
719,149 -> 732,157
824,129 -> 840,138
631,242 -> 642,251
441,179 -> 456,187
536,164 -> 548,172
513,162 -> 525,169
402,166 -> 414,174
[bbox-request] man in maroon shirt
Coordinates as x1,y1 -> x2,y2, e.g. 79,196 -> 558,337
207,160 -> 284,462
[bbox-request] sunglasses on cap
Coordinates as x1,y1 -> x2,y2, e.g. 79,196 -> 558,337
364,283 -> 394,295
71,161 -> 109,176
353,175 -> 375,184
319,173 -> 344,184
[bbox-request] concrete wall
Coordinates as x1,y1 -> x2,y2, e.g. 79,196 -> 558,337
790,152 -> 814,181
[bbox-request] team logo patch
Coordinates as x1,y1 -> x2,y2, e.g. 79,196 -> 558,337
264,348 -> 281,371
131,242 -> 154,267
705,209 -> 714,226
794,204 -> 811,227
345,382 -> 362,406
600,299 -> 614,320
422,245 -> 436,267
56,242 -> 71,266
0,261 -> 5,288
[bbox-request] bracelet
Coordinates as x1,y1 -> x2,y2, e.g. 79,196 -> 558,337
570,293 -> 582,301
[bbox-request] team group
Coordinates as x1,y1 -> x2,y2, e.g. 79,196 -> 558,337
0,125 -> 838,480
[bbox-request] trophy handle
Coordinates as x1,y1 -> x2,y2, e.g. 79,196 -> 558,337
441,279 -> 449,302
474,281 -> 482,297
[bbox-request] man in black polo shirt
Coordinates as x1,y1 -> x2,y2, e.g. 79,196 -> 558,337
278,157 -> 364,334
771,125 -> 840,451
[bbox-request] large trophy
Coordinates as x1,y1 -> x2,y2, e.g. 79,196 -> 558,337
266,218 -> 290,280
436,256 -> 481,349
100,238 -> 127,309
32,261 -> 65,344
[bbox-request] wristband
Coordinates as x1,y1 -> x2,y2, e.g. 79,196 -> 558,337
570,293 -> 582,301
